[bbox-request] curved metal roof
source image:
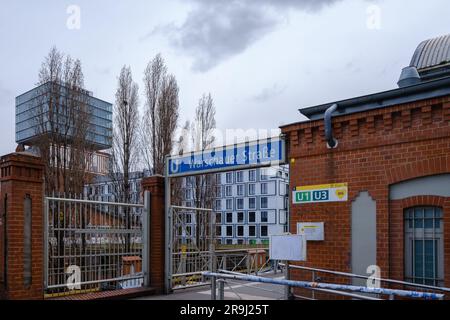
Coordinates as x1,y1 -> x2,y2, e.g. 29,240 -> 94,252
410,34 -> 450,70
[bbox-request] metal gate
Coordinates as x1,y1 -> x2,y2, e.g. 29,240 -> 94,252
44,192 -> 150,297
169,205 -> 215,289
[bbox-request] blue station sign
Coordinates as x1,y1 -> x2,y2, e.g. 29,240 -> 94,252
167,137 -> 286,177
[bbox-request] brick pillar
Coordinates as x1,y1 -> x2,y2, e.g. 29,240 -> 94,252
141,175 -> 166,293
0,152 -> 44,300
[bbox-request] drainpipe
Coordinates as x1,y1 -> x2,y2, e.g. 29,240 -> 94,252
324,103 -> 338,148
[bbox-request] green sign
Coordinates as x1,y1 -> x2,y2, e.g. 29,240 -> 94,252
293,183 -> 348,204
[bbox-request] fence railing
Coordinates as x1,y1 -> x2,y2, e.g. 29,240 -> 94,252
204,271 -> 446,300
44,192 -> 150,297
280,263 -> 450,300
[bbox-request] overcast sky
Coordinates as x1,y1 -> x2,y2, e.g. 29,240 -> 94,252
0,0 -> 449,155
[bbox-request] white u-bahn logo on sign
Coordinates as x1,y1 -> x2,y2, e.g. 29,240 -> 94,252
170,159 -> 179,174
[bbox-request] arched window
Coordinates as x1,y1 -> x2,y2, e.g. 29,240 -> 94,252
404,206 -> 444,286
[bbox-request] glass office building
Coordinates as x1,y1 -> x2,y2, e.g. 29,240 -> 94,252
15,81 -> 112,150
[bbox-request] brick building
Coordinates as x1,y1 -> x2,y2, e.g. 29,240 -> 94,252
280,34 -> 450,291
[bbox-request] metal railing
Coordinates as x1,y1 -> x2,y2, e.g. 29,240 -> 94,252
204,271 -> 446,301
44,192 -> 150,297
280,263 -> 450,300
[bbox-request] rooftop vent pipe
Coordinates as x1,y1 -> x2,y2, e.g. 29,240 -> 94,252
324,103 -> 338,148
397,66 -> 421,88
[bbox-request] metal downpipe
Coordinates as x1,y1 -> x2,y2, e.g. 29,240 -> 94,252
324,103 -> 338,148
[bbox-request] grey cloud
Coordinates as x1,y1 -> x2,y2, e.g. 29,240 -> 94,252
252,84 -> 287,102
155,0 -> 343,72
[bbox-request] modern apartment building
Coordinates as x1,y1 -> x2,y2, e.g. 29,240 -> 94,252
182,166 -> 290,245
15,81 -> 112,176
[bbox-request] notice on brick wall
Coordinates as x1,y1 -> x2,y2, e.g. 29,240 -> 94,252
293,183 -> 348,204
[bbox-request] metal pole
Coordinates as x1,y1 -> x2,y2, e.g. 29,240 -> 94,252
211,276 -> 216,300
43,198 -> 49,290
164,156 -> 172,294
142,191 -> 150,287
218,279 -> 225,300
284,260 -> 291,300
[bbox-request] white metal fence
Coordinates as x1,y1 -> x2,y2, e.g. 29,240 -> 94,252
44,192 -> 150,296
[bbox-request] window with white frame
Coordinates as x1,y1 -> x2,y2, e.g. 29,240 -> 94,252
404,207 -> 444,286
261,183 -> 268,195
226,226 -> 233,237
237,198 -> 244,210
226,199 -> 233,210
237,226 -> 244,237
260,197 -> 268,209
216,173 -> 221,184
237,212 -> 244,223
237,184 -> 244,196
225,185 -> 232,197
236,171 -> 244,183
249,225 -> 256,237
216,186 -> 222,198
260,225 -> 268,237
226,172 -> 233,184
216,212 -> 222,224
215,199 -> 221,210
248,211 -> 256,223
226,212 -> 233,223
249,170 -> 256,182
216,226 -> 222,237
261,211 -> 268,223
248,198 -> 256,209
248,183 -> 255,196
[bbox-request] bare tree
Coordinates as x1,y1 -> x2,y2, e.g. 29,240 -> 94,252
109,66 -> 140,252
171,120 -> 190,206
142,53 -> 179,175
33,47 -> 92,195
191,93 -> 217,209
110,66 -> 140,204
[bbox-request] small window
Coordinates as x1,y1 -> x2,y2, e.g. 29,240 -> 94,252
260,197 -> 268,209
261,211 -> 268,223
225,185 -> 232,197
237,185 -> 244,196
261,183 -> 268,195
226,199 -> 233,210
249,170 -> 256,182
248,212 -> 256,223
216,173 -> 221,184
215,199 -> 221,210
236,171 -> 244,183
216,186 -> 222,198
226,226 -> 233,237
249,225 -> 256,237
404,207 -> 444,286
237,212 -> 244,223
260,225 -> 268,237
216,226 -> 222,237
237,226 -> 244,237
248,198 -> 256,209
248,183 -> 256,196
226,239 -> 233,245
216,212 -> 222,224
226,173 -> 233,184
226,212 -> 233,223
237,198 -> 244,210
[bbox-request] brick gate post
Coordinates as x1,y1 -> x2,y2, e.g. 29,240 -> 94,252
141,175 -> 166,294
0,152 -> 44,300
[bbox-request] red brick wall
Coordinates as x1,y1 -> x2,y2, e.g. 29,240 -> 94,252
281,97 -> 450,294
141,175 -> 166,293
0,152 -> 44,300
